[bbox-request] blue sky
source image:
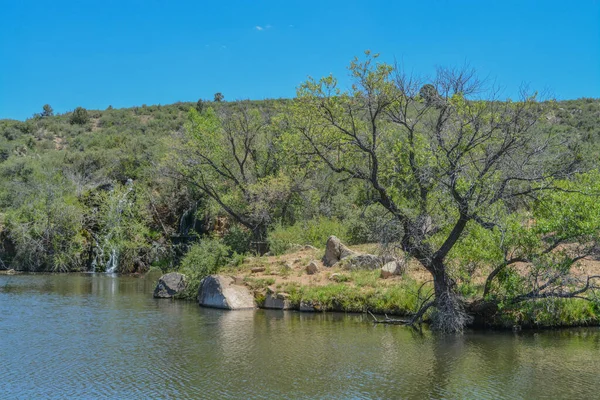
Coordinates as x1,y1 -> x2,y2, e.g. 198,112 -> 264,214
1,0 -> 599,120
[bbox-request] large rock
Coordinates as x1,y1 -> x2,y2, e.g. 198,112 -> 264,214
263,289 -> 293,310
322,236 -> 356,267
198,275 -> 256,310
380,260 -> 405,279
153,272 -> 186,298
338,254 -> 383,271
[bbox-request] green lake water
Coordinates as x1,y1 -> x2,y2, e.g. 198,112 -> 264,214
1,273 -> 599,399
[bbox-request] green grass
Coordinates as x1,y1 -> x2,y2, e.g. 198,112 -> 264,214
499,298 -> 600,328
272,277 -> 427,316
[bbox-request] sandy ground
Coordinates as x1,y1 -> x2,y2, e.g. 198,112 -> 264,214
224,242 -> 600,292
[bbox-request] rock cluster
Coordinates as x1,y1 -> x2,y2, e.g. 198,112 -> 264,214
322,236 -> 400,275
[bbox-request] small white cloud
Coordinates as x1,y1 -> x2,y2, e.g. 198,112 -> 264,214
255,26 -> 264,31
265,24 -> 272,29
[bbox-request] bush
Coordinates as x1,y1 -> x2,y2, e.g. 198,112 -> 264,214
177,238 -> 230,299
222,224 -> 252,254
70,107 -> 89,125
267,217 -> 349,255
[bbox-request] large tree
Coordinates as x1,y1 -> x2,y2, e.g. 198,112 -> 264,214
168,101 -> 304,243
293,52 -> 598,332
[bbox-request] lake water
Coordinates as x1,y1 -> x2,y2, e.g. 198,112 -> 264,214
1,273 -> 600,399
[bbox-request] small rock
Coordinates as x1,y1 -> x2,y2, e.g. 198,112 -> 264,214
232,276 -> 245,285
329,273 -> 349,282
306,261 -> 319,275
299,300 -> 315,312
303,245 -> 317,251
380,260 -> 404,279
251,267 -> 266,273
153,272 -> 186,298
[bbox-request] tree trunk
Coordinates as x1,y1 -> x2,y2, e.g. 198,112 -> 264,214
429,265 -> 471,333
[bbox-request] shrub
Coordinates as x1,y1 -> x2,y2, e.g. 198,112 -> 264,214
177,238 -> 230,299
267,217 -> 349,255
222,224 -> 252,254
70,107 -> 89,125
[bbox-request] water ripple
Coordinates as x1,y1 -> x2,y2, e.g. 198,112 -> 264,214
2,274 -> 600,399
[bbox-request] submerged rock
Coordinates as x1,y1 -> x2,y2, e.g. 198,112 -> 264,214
322,236 -> 356,267
153,272 -> 186,298
198,275 -> 256,310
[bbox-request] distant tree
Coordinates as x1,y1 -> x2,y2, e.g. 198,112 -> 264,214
195,99 -> 205,113
214,92 -> 224,102
41,104 -> 54,118
70,107 -> 89,125
419,84 -> 440,106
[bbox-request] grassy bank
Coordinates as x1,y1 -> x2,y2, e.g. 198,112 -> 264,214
172,243 -> 600,329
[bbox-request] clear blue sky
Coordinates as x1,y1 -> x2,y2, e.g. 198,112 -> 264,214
1,0 -> 599,120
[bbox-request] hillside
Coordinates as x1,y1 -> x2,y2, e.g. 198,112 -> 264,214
1,97 -> 599,274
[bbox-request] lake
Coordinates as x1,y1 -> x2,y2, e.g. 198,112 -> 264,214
1,273 -> 599,399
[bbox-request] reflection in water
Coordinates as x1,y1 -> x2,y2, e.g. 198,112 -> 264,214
1,274 -> 600,399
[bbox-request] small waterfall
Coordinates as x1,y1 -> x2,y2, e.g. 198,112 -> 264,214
105,248 -> 118,273
179,202 -> 198,236
89,181 -> 134,274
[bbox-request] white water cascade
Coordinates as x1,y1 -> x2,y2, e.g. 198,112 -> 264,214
105,248 -> 119,273
90,181 -> 134,273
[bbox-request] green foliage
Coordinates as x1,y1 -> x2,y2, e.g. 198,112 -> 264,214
267,217 -> 349,255
41,104 -> 54,118
176,238 -> 231,299
70,107 -> 89,125
2,167 -> 85,272
500,298 -> 600,328
195,99 -> 205,113
213,92 -> 224,102
222,224 -> 252,254
280,277 -> 424,315
94,184 -> 154,273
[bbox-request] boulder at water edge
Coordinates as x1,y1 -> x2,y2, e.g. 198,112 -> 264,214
198,275 -> 256,310
263,289 -> 293,310
153,272 -> 187,298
